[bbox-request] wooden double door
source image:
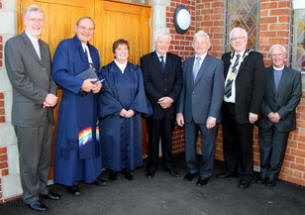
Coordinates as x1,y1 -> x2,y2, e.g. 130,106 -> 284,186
18,0 -> 152,178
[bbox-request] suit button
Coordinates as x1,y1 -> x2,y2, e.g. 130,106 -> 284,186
164,88 -> 168,92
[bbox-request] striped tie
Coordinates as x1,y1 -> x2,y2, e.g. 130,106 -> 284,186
224,54 -> 241,98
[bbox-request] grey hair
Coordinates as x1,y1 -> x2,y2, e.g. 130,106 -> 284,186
155,31 -> 172,42
229,27 -> 248,40
269,44 -> 287,55
193,30 -> 210,43
24,4 -> 44,17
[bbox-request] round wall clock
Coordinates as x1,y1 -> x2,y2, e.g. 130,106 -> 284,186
174,5 -> 191,34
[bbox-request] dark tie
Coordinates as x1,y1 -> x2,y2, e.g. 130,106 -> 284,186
224,54 -> 241,98
160,56 -> 166,71
273,69 -> 282,91
84,48 -> 89,63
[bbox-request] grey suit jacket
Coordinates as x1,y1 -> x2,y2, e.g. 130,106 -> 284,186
5,32 -> 57,127
258,66 -> 302,132
177,55 -> 224,124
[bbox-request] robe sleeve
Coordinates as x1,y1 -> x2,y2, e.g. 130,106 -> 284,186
98,66 -> 124,118
129,67 -> 152,115
52,41 -> 84,94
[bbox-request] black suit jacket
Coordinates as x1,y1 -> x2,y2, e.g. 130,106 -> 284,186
140,52 -> 182,119
222,51 -> 265,124
258,66 -> 302,132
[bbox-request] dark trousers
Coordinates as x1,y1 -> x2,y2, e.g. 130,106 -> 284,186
14,124 -> 52,204
146,117 -> 175,173
184,120 -> 218,179
259,126 -> 289,182
222,102 -> 254,183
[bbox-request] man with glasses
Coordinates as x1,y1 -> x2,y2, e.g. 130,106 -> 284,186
217,27 -> 265,189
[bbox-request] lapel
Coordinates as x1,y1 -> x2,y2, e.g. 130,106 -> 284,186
193,55 -> 212,88
267,67 -> 276,95
236,51 -> 251,79
152,52 -> 165,76
21,32 -> 42,63
187,57 -> 195,88
73,36 -> 89,65
38,40 -> 47,66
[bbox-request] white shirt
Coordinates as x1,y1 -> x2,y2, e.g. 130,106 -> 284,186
156,52 -> 167,64
25,31 -> 41,60
193,53 -> 207,71
224,50 -> 246,103
81,43 -> 93,64
114,60 -> 127,74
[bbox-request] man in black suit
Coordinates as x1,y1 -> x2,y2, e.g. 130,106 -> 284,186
141,32 -> 182,178
218,27 -> 265,189
176,30 -> 224,186
257,44 -> 301,187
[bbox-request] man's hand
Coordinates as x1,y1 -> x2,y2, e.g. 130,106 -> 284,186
249,112 -> 258,124
92,82 -> 102,94
206,116 -> 216,129
158,97 -> 174,109
43,93 -> 58,108
125,110 -> 135,118
176,113 -> 184,127
267,112 -> 280,123
81,78 -> 97,92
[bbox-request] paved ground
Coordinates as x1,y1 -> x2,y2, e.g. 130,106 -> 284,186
1,158 -> 304,215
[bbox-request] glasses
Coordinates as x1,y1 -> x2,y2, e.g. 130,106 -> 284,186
230,36 -> 246,41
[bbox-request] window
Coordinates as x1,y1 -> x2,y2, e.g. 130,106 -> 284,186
225,0 -> 260,51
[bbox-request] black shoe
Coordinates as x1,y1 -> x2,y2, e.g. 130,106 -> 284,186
216,172 -> 236,179
183,172 -> 198,181
40,191 -> 61,200
122,169 -> 133,180
27,200 -> 48,211
196,177 -> 209,186
109,171 -> 118,181
165,168 -> 180,177
238,181 -> 250,189
146,171 -> 155,179
67,185 -> 80,196
255,176 -> 267,184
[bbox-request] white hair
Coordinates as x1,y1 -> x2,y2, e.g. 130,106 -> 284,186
269,44 -> 287,55
193,30 -> 210,43
24,4 -> 44,17
154,31 -> 172,42
229,27 -> 248,40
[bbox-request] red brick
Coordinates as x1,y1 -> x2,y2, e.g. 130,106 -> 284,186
269,24 -> 290,31
261,17 -> 277,24
0,147 -> 7,154
278,1 -> 291,8
261,2 -> 277,9
279,16 -> 290,23
296,157 -> 305,165
270,9 -> 290,16
1,169 -> 8,176
0,93 -> 4,99
0,36 -> 2,43
0,116 -> 4,123
0,155 -> 7,161
0,163 -> 8,169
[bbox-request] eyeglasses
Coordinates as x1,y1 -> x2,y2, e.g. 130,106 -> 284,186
230,36 -> 246,41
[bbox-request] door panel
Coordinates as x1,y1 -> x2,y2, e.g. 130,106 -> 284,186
18,0 -> 151,178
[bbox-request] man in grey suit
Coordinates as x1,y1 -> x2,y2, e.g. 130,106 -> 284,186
176,30 -> 224,186
257,44 -> 302,187
5,5 -> 60,211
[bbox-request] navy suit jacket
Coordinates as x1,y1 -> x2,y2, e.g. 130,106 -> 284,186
258,66 -> 302,132
177,55 -> 224,124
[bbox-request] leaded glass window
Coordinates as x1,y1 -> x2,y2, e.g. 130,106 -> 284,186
225,0 -> 260,51
292,9 -> 305,89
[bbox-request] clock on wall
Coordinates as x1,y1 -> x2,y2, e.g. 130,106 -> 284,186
174,5 -> 191,34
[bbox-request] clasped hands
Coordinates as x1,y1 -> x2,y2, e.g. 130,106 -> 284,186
43,93 -> 58,108
267,112 -> 281,123
158,97 -> 174,109
120,109 -> 135,118
81,78 -> 103,94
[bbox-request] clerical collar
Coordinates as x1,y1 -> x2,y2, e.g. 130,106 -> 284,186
114,60 -> 127,73
273,66 -> 284,71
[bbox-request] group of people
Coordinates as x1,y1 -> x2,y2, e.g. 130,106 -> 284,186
4,4 -> 302,212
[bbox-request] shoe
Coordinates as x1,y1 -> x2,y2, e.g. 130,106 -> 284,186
109,171 -> 118,181
255,176 -> 267,184
40,191 -> 61,200
216,172 -> 236,179
27,200 -> 48,211
165,168 -> 180,177
266,180 -> 276,187
196,177 -> 209,186
67,185 -> 80,196
92,178 -> 108,186
238,181 -> 250,189
183,172 -> 198,181
146,171 -> 155,179
122,169 -> 133,180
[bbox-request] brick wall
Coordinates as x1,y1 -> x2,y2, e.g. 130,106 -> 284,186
168,0 -> 305,186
